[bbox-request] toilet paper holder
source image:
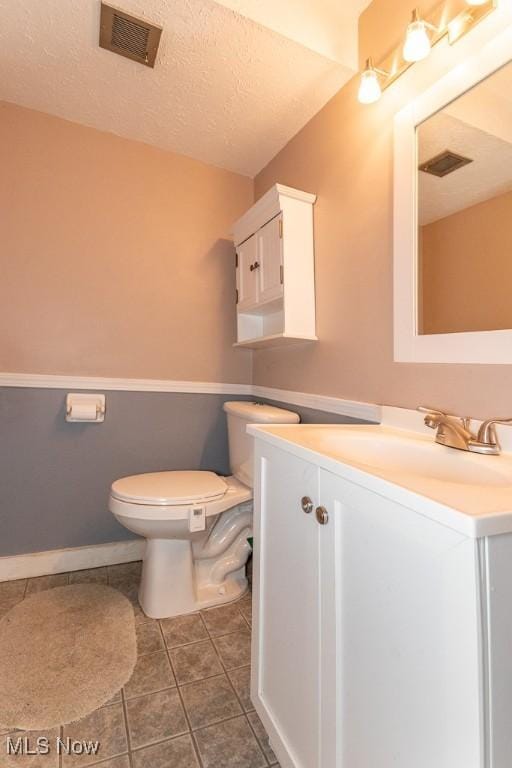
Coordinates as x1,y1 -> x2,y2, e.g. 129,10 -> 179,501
66,393 -> 106,423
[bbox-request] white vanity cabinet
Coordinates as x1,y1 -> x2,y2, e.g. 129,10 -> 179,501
250,430 -> 512,768
233,184 -> 317,349
250,442 -> 340,768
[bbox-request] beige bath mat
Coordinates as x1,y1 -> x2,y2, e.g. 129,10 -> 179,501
0,584 -> 137,730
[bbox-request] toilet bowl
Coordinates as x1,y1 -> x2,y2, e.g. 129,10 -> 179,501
109,401 -> 299,618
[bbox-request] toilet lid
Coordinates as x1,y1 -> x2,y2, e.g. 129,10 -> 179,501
111,471 -> 227,506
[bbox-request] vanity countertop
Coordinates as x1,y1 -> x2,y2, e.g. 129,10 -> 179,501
248,423 -> 512,538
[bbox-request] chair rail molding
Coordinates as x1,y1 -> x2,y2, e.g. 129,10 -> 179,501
252,385 -> 380,422
0,372 -> 380,422
0,372 -> 252,395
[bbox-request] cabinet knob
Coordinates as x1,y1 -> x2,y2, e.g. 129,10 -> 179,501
315,506 -> 329,525
301,496 -> 313,514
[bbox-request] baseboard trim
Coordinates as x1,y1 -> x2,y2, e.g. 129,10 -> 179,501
0,540 -> 146,582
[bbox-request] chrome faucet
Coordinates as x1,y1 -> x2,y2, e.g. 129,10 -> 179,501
418,407 -> 512,455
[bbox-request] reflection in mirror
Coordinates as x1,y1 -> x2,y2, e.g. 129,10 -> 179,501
417,59 -> 512,335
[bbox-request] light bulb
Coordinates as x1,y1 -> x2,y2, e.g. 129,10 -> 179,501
403,10 -> 432,62
465,0 -> 486,4
358,59 -> 382,104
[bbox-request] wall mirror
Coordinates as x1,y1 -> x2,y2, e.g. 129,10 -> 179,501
394,24 -> 512,363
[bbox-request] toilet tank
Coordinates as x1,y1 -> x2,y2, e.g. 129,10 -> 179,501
223,401 -> 300,488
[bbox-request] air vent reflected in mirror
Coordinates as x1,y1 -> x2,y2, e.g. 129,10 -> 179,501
99,3 -> 162,68
419,150 -> 473,178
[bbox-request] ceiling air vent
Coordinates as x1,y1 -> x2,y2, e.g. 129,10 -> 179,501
419,150 -> 473,178
99,3 -> 162,68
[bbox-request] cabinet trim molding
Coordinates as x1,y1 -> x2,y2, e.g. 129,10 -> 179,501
233,184 -> 316,247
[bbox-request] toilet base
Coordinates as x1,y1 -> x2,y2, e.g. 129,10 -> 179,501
194,573 -> 248,612
138,537 -> 249,619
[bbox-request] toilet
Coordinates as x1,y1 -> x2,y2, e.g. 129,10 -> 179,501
109,401 -> 299,618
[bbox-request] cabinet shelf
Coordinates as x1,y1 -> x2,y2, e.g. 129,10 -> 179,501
234,333 -> 318,350
238,296 -> 283,316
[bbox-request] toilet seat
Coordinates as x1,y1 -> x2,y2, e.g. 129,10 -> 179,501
109,472 -> 252,526
111,470 -> 227,506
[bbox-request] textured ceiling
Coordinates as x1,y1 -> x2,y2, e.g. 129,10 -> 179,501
213,0 -> 369,63
0,0 -> 367,176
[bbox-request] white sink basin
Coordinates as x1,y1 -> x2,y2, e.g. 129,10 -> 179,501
293,425 -> 512,487
248,423 -> 512,535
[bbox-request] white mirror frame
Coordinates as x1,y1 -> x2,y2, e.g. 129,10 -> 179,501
394,23 -> 512,364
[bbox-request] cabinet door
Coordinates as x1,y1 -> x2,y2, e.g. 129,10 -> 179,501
321,469 -> 481,768
252,442 -> 323,768
236,234 -> 258,310
317,470 -> 344,768
257,214 -> 283,305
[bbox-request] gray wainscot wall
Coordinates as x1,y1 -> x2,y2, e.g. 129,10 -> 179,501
0,388 -> 371,557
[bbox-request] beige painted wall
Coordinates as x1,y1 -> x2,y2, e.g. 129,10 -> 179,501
421,190 -> 512,334
0,102 -> 253,383
253,0 -> 512,418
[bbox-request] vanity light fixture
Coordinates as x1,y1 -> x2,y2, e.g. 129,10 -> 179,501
358,0 -> 497,104
358,58 -> 388,104
403,9 -> 436,63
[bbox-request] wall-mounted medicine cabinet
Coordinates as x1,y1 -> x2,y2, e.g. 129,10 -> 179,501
233,183 -> 317,349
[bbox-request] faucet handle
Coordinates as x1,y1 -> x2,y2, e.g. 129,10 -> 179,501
418,406 -> 471,433
417,406 -> 468,421
417,406 -> 446,415
417,405 -> 449,420
477,418 -> 512,446
417,406 -> 448,431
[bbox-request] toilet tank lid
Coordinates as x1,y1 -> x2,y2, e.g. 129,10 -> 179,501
223,401 -> 300,424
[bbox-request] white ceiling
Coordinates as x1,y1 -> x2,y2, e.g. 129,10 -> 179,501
214,0 -> 364,63
0,0 -> 369,176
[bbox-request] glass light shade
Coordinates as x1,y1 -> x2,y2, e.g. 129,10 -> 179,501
466,0 -> 487,4
358,68 -> 382,104
403,19 -> 431,62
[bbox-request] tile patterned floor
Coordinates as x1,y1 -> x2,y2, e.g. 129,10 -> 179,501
0,563 -> 280,768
